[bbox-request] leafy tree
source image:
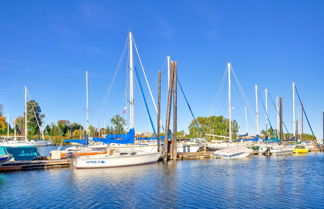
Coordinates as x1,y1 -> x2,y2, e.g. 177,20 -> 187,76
14,116 -> 25,135
261,128 -> 278,138
111,114 -> 126,134
70,122 -> 83,132
0,116 -> 8,135
26,100 -> 45,136
57,120 -> 70,136
188,115 -> 239,140
88,125 -> 96,137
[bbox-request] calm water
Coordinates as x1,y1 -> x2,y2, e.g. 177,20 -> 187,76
0,153 -> 323,209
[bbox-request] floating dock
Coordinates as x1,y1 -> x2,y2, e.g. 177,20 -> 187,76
0,159 -> 71,172
178,152 -> 215,160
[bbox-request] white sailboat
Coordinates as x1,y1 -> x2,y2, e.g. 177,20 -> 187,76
73,32 -> 161,168
0,86 -> 52,147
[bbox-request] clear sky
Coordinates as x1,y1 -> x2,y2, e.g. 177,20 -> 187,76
0,0 -> 323,138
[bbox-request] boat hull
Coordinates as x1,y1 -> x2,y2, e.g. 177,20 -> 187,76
74,152 -> 161,169
0,155 -> 11,164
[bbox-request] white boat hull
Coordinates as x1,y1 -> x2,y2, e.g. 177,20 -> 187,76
74,152 -> 161,168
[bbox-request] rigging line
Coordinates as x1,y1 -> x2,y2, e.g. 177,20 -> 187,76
177,76 -> 203,136
258,90 -> 275,135
231,66 -> 254,117
134,66 -> 157,136
268,93 -> 290,134
132,38 -> 158,114
96,36 -> 129,121
214,69 -> 227,115
210,68 -> 227,115
295,86 -> 316,138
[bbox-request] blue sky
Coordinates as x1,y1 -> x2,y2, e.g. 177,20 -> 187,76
0,0 -> 323,137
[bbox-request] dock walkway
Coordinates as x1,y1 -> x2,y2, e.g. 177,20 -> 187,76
0,159 -> 71,172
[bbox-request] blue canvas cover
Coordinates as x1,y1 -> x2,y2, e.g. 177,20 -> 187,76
93,128 -> 135,144
5,146 -> 40,161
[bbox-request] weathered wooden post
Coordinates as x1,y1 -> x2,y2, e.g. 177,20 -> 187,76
164,66 -> 174,161
279,97 -> 283,140
157,71 -> 161,152
171,61 -> 177,160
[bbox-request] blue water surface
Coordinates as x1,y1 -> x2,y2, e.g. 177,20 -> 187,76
0,153 -> 323,209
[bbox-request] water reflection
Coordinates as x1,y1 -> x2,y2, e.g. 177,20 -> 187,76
0,154 -> 323,209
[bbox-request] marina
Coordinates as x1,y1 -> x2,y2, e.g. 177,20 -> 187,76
1,1 -> 324,208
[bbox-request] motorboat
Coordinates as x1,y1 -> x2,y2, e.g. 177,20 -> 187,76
214,146 -> 253,159
293,145 -> 310,154
259,144 -> 293,156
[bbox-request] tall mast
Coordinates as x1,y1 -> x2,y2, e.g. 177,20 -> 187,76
24,86 -> 28,142
245,105 -> 248,134
276,96 -> 280,137
167,56 -> 171,90
129,32 -> 134,129
227,62 -> 232,142
7,114 -> 10,139
265,89 -> 268,135
14,119 -> 16,141
292,82 -> 296,138
85,71 -> 89,134
255,85 -> 259,136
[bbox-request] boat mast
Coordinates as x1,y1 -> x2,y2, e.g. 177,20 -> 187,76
25,86 -> 28,142
245,105 -> 248,134
292,82 -> 295,139
86,71 -> 89,135
129,32 -> 134,129
227,62 -> 232,142
255,85 -> 259,136
276,96 -> 279,137
265,89 -> 268,136
167,56 -> 171,90
14,119 -> 17,141
7,114 -> 9,139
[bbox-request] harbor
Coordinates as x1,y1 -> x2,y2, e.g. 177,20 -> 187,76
1,1 -> 324,208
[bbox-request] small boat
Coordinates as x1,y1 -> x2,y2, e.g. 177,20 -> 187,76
73,149 -> 161,168
293,145 -> 310,154
214,146 -> 253,159
0,146 -> 12,164
259,144 -> 293,156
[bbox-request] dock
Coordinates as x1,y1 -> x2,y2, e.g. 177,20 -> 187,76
0,159 -> 71,172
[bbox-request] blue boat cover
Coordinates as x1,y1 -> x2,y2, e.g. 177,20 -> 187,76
5,146 -> 40,161
93,128 -> 135,144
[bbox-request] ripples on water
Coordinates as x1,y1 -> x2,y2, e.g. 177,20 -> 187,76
0,153 -> 323,209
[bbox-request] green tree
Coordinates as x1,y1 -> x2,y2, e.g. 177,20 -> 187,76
111,114 -> 126,134
26,100 -> 45,136
188,115 -> 239,140
57,120 -> 70,136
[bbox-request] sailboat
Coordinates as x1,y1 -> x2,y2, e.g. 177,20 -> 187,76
0,86 -> 52,147
73,32 -> 161,168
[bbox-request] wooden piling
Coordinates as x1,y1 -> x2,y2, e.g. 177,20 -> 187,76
157,71 -> 161,152
164,65 -> 174,161
171,61 -> 177,160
